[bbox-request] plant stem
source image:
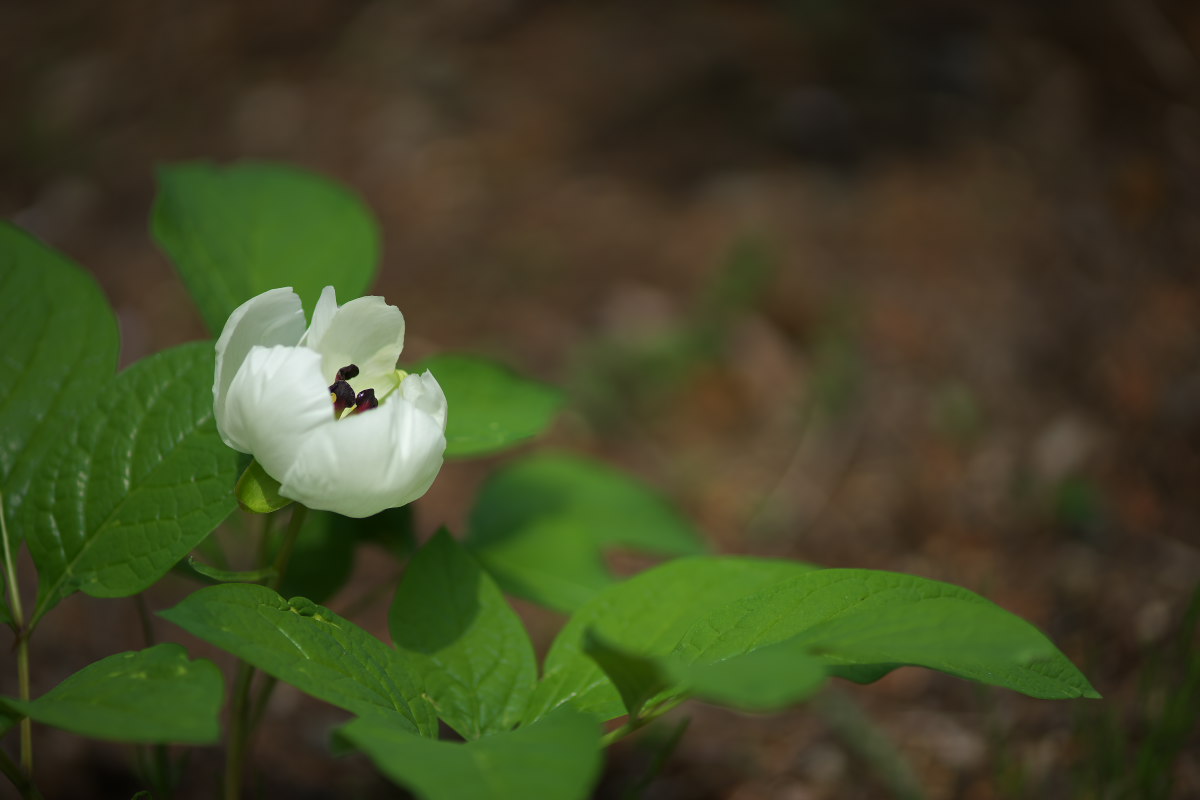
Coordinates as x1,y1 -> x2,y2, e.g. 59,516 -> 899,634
267,505 -> 307,592
15,635 -> 31,774
247,675 -> 278,733
600,696 -> 686,748
134,593 -> 157,646
0,748 -> 43,800
623,716 -> 689,799
223,659 -> 255,800
224,506 -> 308,800
0,493 -> 34,781
813,689 -> 925,800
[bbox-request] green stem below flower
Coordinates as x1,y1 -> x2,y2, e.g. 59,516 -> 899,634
268,506 -> 307,593
224,505 -> 308,800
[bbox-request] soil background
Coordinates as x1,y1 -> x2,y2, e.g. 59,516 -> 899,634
2,1 -> 1199,798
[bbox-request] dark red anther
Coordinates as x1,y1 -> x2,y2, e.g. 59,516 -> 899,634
335,364 -> 360,382
330,380 -> 356,415
353,388 -> 378,414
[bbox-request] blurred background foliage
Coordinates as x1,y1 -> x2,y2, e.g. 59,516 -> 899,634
2,0 -> 1198,797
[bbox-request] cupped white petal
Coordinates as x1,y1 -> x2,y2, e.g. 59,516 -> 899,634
304,294 -> 406,389
220,345 -> 333,480
299,285 -> 339,351
213,288 -> 306,436
399,370 -> 448,431
279,394 -> 446,518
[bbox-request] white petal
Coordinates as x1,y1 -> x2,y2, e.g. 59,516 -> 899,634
213,288 -> 306,441
221,345 -> 333,481
279,393 -> 446,518
299,285 -> 338,350
399,370 -> 448,431
304,294 -> 406,389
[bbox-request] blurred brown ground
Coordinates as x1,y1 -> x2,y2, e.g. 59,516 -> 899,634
2,1 -> 1199,798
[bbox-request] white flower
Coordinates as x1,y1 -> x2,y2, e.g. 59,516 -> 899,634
213,286 -> 447,518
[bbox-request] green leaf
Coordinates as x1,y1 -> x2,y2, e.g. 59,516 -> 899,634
152,161 -> 379,334
0,707 -> 18,738
675,637 -> 828,711
584,632 -> 828,715
26,342 -> 240,623
389,530 -> 536,739
467,454 -> 707,612
525,557 -> 820,723
0,644 -> 222,743
339,709 -> 602,800
672,569 -> 1101,700
413,354 -> 563,458
184,556 -> 276,584
160,583 -> 437,736
235,459 -> 291,514
582,631 -> 671,719
528,558 -> 1097,724
0,223 -> 120,534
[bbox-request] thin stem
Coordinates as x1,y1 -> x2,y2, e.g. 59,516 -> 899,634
224,506 -> 308,800
0,493 -> 34,779
0,747 -> 43,800
600,696 -> 687,748
223,661 -> 255,800
15,637 -> 31,774
623,716 -> 690,800
153,743 -> 173,799
247,675 -> 278,730
0,494 -> 24,633
133,593 -> 157,647
134,570 -> 176,797
267,506 -> 307,593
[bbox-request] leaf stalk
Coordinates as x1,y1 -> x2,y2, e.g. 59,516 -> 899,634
0,493 -> 35,783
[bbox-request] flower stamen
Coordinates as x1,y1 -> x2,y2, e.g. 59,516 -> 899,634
330,380 -> 356,416
353,388 -> 379,414
335,363 -> 360,382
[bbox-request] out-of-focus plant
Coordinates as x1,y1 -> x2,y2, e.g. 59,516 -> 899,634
0,162 -> 1098,800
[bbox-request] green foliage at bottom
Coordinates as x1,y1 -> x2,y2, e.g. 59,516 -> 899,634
161,582 -> 437,737
0,644 -> 222,744
339,709 -> 602,800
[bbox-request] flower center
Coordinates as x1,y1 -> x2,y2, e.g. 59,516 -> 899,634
327,363 -> 379,418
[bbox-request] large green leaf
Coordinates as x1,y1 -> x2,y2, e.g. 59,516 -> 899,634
160,583 -> 437,736
26,342 -> 239,623
0,644 -> 222,743
584,632 -> 828,715
679,637 -> 828,711
581,631 -> 671,719
413,354 -> 563,458
390,530 -> 536,739
467,454 -> 707,612
0,223 -> 120,533
339,709 -> 601,800
525,557 -> 820,723
528,558 -> 1097,725
672,569 -> 1101,700
152,161 -> 379,334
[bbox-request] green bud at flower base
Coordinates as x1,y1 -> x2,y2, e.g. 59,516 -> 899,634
213,286 -> 448,518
